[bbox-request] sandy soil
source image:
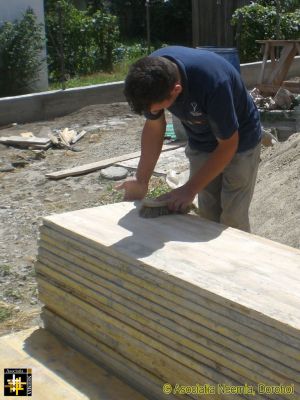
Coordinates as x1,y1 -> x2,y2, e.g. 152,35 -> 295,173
0,102 -> 299,335
250,132 -> 300,249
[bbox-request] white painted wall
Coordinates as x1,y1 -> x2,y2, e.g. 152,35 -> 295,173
0,0 -> 48,91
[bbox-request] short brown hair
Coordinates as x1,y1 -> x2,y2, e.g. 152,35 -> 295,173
124,56 -> 178,114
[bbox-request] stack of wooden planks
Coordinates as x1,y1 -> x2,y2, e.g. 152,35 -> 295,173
0,136 -> 51,149
35,202 -> 300,400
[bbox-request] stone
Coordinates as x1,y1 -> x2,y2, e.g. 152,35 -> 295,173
274,88 -> 294,110
11,160 -> 30,168
30,150 -> 46,160
84,124 -> 102,132
0,164 -> 15,172
100,166 -> 128,181
88,133 -> 99,143
64,150 -> 77,157
261,129 -> 278,147
70,146 -> 83,152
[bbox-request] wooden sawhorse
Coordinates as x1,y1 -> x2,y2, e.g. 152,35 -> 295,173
256,39 -> 300,95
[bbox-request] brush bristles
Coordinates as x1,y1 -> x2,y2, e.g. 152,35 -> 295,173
138,198 -> 197,219
139,204 -> 173,218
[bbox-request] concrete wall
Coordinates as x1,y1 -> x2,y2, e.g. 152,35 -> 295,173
241,56 -> 300,89
0,82 -> 125,126
0,0 -> 48,92
0,57 -> 299,126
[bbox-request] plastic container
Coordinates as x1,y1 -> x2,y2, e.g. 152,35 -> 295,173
197,46 -> 240,73
172,115 -> 188,141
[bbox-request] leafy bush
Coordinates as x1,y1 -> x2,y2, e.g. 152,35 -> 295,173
46,1 -> 119,80
232,3 -> 300,62
112,43 -> 153,64
255,0 -> 300,12
0,9 -> 44,97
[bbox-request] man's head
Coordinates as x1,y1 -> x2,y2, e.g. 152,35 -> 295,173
124,56 -> 182,115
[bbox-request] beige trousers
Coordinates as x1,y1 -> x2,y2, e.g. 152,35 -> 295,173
185,142 -> 261,232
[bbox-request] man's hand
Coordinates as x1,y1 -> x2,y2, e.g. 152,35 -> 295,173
116,114 -> 166,202
115,177 -> 148,201
158,131 -> 239,212
158,184 -> 196,213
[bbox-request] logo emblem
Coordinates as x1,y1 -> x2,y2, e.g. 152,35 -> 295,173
4,369 -> 32,397
190,102 -> 202,117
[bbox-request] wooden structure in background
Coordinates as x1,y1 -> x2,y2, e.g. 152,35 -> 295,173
35,202 -> 300,400
256,40 -> 300,95
192,0 -> 251,47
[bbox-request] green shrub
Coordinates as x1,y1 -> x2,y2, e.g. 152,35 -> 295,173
232,3 -> 300,62
0,305 -> 12,322
255,0 -> 300,12
46,1 -> 119,80
0,9 -> 44,97
112,43 -> 153,64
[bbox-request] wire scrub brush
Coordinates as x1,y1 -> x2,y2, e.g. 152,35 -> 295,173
139,198 -> 195,218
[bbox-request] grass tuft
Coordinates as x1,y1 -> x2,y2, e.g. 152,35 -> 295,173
0,303 -> 13,322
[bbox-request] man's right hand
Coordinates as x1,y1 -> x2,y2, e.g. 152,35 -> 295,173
115,177 -> 148,201
116,115 -> 166,201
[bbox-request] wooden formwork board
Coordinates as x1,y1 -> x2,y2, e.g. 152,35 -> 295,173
38,277 -> 265,390
36,248 -> 299,379
42,309 -> 178,400
36,265 -> 296,391
39,203 -> 300,334
39,227 -> 300,351
35,202 -> 300,400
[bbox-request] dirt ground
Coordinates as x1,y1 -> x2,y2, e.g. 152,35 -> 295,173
0,102 -> 299,336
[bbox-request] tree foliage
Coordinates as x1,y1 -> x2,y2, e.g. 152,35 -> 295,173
232,2 -> 300,62
0,8 -> 44,97
45,0 -> 119,80
110,0 -> 192,46
255,0 -> 300,12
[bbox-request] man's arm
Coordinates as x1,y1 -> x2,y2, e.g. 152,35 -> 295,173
116,113 -> 166,200
161,130 -> 239,211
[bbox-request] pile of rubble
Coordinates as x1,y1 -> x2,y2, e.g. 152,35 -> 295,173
250,86 -> 300,111
0,127 -> 87,151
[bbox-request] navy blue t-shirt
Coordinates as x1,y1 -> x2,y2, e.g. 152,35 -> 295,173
145,46 -> 261,153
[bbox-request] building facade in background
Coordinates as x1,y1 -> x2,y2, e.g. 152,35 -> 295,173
0,0 -> 48,92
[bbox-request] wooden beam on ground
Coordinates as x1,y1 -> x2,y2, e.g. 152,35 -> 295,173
0,136 -> 51,149
117,146 -> 188,175
45,142 -> 185,180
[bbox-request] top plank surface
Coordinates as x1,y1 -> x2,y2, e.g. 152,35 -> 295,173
42,202 -> 300,331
